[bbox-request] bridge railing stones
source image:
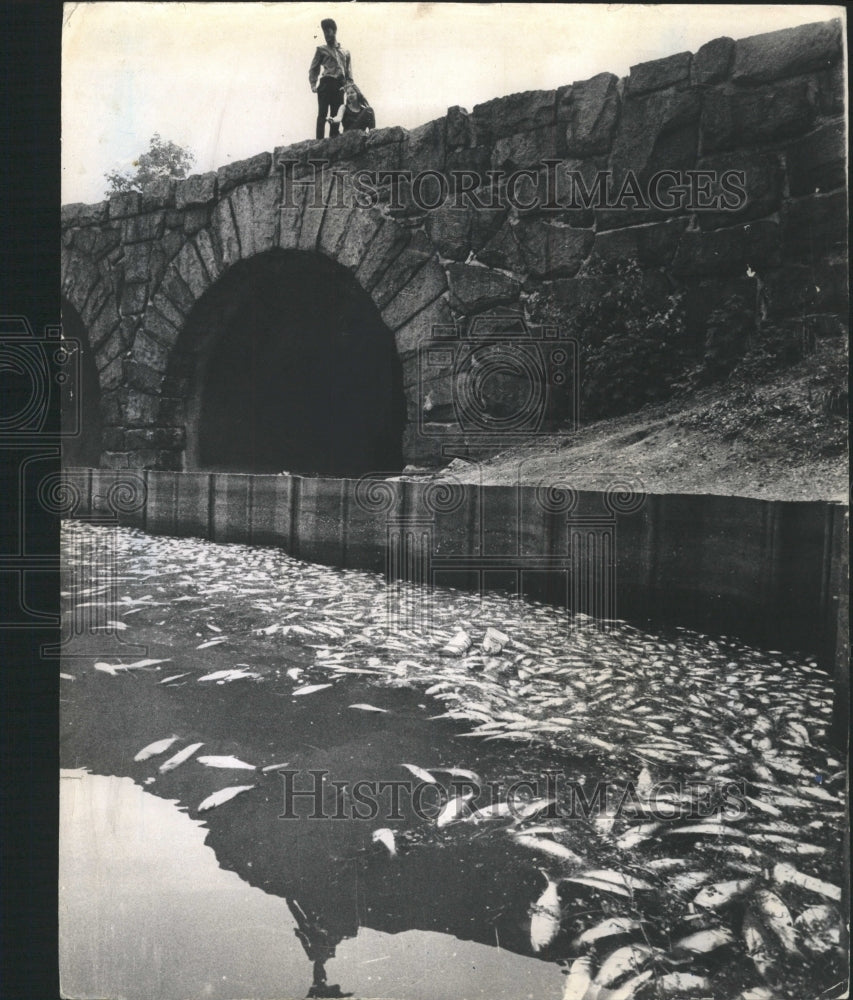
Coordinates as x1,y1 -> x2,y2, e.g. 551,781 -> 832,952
61,18 -> 846,471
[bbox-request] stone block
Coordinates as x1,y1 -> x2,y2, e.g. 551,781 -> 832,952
229,174 -> 281,258
403,117 -> 446,175
121,388 -> 161,427
394,295 -> 454,357
786,120 -> 846,197
817,60 -> 845,116
695,149 -> 784,228
71,225 -> 121,260
122,211 -> 166,243
472,90 -> 557,144
98,356 -> 124,391
333,205 -> 385,271
445,145 -> 491,177
701,76 -> 818,153
692,36 -> 735,85
628,52 -> 692,94
563,73 -> 620,158
514,220 -> 594,279
174,172 -> 217,210
381,259 -> 448,331
371,231 -> 434,308
216,151 -> 272,195
62,201 -> 109,226
446,105 -> 473,148
210,196 -> 241,266
317,197 -> 360,258
192,228 -> 222,283
122,360 -> 166,394
732,19 -> 842,85
354,218 -> 411,292
671,220 -> 781,276
492,126 -> 558,172
611,86 -> 701,184
477,219 -> 525,273
425,206 -> 471,261
174,241 -> 210,299
588,219 -> 687,269
781,191 -> 847,263
159,269 -> 196,315
182,205 -> 210,235
525,275 -> 610,326
131,328 -> 170,372
446,263 -> 521,313
140,177 -> 176,211
122,242 -> 152,283
119,281 -> 148,316
109,191 -> 141,219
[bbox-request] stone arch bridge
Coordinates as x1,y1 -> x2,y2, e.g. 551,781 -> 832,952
60,18 -> 845,475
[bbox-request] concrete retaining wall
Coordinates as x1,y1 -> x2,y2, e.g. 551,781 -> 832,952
61,468 -> 848,679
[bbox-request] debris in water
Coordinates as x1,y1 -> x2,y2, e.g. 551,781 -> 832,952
197,784 -> 255,812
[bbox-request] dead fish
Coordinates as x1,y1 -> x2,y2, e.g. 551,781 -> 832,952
656,973 -> 711,995
198,669 -> 260,683
125,657 -> 172,668
795,904 -> 844,954
744,795 -> 782,817
196,637 -> 228,649
261,761 -> 290,773
440,630 -> 472,656
197,755 -> 256,770
580,869 -> 653,892
159,742 -> 204,773
431,766 -> 481,785
59,673 -> 75,681
574,916 -> 642,946
674,926 -> 734,953
616,822 -> 660,850
436,792 -> 474,828
482,627 -> 508,654
371,828 -> 397,856
562,956 -> 594,1000
742,912 -> 776,981
667,823 -> 744,837
401,763 -> 437,784
159,673 -> 191,684
530,875 -> 562,952
693,878 -> 755,909
134,736 -> 179,762
514,835 -> 583,864
749,834 -> 825,855
468,801 -> 514,823
751,890 -> 799,955
646,857 -> 693,872
348,704 -> 389,713
601,969 -> 655,999
197,784 -> 255,812
512,797 -> 557,822
292,683 -> 332,696
594,944 -> 653,987
669,871 -> 712,894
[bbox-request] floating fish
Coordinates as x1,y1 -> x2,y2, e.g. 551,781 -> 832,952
594,944 -> 653,987
514,835 -> 583,864
670,871 -> 712,894
159,673 -> 191,684
292,683 -> 332,696
197,755 -> 256,770
482,627 -> 508,654
159,742 -> 204,773
795,904 -> 844,955
196,637 -> 228,649
59,673 -> 75,681
562,956 -> 594,1000
440,630 -> 472,656
261,761 -> 290,773
616,821 -> 661,850
693,878 -> 755,909
530,875 -> 562,952
674,927 -> 734,953
372,828 -> 397,856
574,916 -> 642,946
134,736 -> 178,761
576,869 -> 653,891
348,704 -> 389,713
197,784 -> 255,812
401,763 -> 437,784
198,668 -> 260,683
656,973 -> 711,994
751,890 -> 799,955
431,766 -> 481,784
436,792 -> 474,828
742,912 -> 776,981
468,801 -> 514,823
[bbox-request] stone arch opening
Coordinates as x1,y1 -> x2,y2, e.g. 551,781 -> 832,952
175,249 -> 406,476
60,299 -> 103,467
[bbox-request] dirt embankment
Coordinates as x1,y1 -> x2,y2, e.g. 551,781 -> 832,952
418,340 -> 848,503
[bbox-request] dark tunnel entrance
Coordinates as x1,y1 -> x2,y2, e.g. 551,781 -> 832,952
184,250 -> 406,477
60,300 -> 103,467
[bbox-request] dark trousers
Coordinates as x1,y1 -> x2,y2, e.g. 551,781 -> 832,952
316,76 -> 344,139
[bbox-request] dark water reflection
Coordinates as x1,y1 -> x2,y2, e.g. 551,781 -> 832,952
60,771 -> 565,1000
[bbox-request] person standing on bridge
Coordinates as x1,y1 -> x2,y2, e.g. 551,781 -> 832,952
309,19 -> 353,140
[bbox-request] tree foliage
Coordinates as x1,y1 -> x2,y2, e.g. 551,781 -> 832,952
104,133 -> 195,194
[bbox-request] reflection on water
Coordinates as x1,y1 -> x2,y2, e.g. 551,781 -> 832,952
60,771 -> 564,1000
